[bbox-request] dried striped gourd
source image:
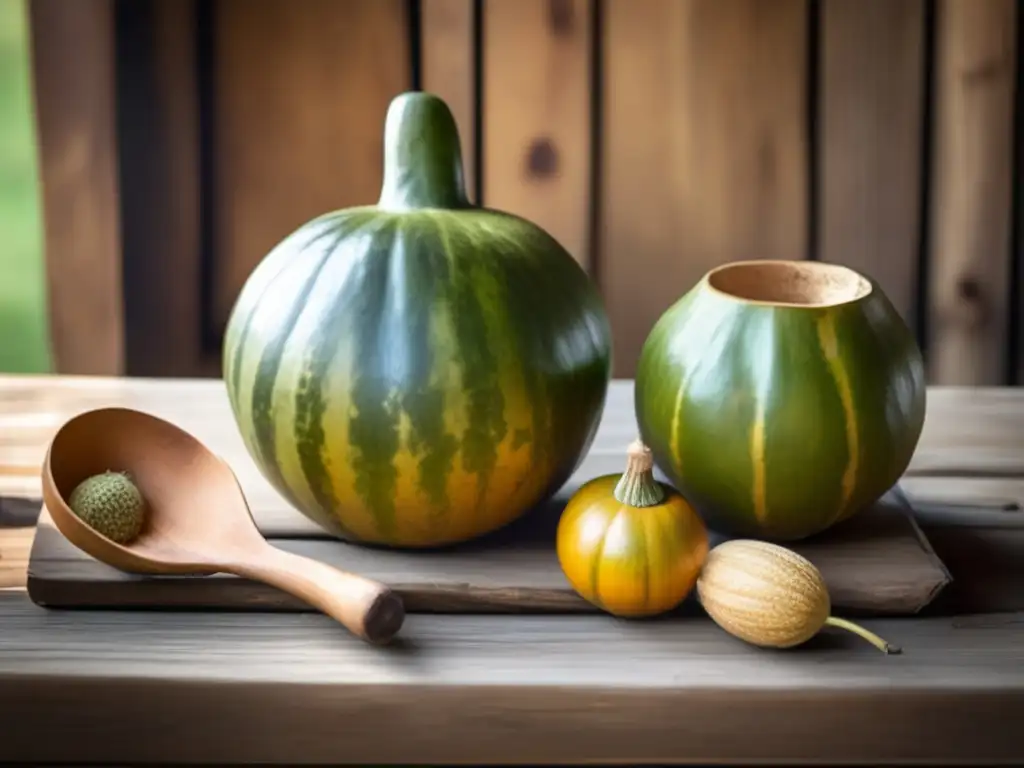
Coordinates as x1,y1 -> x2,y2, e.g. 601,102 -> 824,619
696,539 -> 900,654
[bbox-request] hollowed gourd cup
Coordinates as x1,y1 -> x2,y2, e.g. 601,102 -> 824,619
634,260 -> 926,542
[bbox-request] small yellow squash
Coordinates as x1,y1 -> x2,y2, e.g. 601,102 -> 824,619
556,440 -> 708,617
696,539 -> 900,653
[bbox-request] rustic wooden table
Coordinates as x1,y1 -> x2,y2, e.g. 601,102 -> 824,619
0,375 -> 1022,765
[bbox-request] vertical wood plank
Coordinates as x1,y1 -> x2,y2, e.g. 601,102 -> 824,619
600,0 -> 808,377
117,0 -> 203,378
819,0 -> 925,327
27,0 -> 123,375
927,0 -> 1016,385
421,0 -> 476,201
483,0 -> 592,268
212,0 -> 410,334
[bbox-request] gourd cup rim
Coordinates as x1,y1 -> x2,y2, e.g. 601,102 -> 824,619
705,260 -> 874,309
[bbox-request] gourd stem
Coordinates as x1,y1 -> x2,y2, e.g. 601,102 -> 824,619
824,616 -> 902,655
613,439 -> 665,507
378,92 -> 471,211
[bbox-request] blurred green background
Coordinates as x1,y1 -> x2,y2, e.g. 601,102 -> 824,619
0,0 -> 50,373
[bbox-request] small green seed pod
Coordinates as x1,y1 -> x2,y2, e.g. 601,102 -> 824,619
68,471 -> 146,544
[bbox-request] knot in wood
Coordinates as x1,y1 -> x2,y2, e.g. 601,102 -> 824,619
525,137 -> 559,179
957,276 -> 981,302
954,275 -> 988,329
548,0 -> 574,36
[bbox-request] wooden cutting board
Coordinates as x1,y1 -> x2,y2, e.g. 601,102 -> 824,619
21,383 -> 951,615
27,466 -> 951,616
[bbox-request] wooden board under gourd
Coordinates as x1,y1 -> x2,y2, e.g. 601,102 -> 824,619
25,384 -> 951,616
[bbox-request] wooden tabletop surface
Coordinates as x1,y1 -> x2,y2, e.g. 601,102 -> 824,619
0,374 -> 1022,765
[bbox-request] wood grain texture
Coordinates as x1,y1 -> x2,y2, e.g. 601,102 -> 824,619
211,0 -> 410,335
0,527 -> 32,589
27,0 -> 124,375
24,485 -> 949,617
904,476 -> 1024,618
421,0 -> 476,201
819,0 -> 925,325
0,496 -> 39,528
12,478 -> 1021,614
117,0 -> 204,377
911,387 -> 1024,477
0,373 -> 1020,763
0,377 -> 1018,616
483,0 -> 592,268
0,592 -> 1020,765
9,462 -> 1024,618
0,378 -> 1020,506
927,0 -> 1016,384
903,475 -> 1024,513
600,0 -> 809,377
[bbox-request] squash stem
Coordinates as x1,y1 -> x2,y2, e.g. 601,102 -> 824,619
824,616 -> 902,655
378,92 -> 471,211
613,440 -> 665,507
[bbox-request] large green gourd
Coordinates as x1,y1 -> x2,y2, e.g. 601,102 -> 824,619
635,260 -> 926,542
222,92 -> 612,548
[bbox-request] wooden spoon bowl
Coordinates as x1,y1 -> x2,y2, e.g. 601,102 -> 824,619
41,406 -> 405,645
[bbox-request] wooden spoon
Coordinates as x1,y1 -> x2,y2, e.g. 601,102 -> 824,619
40,406 -> 405,645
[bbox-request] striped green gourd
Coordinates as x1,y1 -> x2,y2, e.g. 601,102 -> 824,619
634,260 -> 926,542
222,91 -> 612,548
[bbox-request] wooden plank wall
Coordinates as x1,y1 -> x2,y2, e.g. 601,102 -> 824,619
27,0 -> 1024,385
28,0 -> 124,375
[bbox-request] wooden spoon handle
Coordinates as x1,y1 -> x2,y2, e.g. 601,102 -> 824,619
228,545 -> 405,644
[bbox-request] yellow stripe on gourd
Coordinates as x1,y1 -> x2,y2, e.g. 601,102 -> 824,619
318,346 -> 380,542
272,360 -> 322,516
392,407 -> 438,543
750,402 -> 768,524
441,397 -> 543,545
593,510 -> 649,615
642,506 -> 685,614
816,313 -> 859,517
670,380 -> 687,472
234,337 -> 264,462
321,340 -> 549,547
433,282 -> 547,545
